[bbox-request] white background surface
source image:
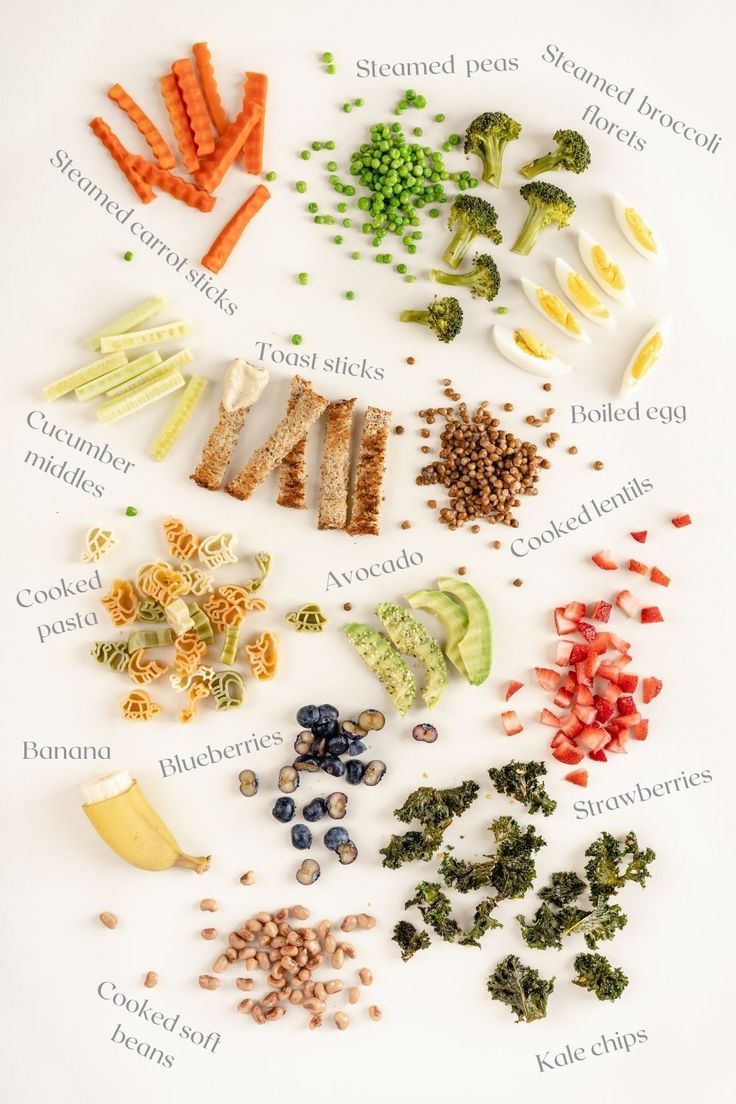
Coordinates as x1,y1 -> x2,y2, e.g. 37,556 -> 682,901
2,0 -> 735,1100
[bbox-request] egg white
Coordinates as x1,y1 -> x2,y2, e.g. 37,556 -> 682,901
578,229 -> 633,304
492,325 -> 572,378
612,193 -> 666,264
554,258 -> 615,328
620,318 -> 672,396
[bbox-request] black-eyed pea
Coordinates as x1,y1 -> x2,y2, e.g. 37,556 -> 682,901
308,1014 -> 323,1030
334,1012 -> 350,1030
305,939 -> 321,956
339,942 -> 356,959
200,898 -> 218,913
212,954 -> 229,973
98,912 -> 118,929
274,908 -> 289,923
270,936 -> 286,949
290,905 -> 310,920
236,977 -> 254,992
290,989 -> 304,1005
198,975 -> 219,991
303,928 -> 317,941
225,948 -> 238,963
265,1007 -> 285,1021
298,967 -> 311,982
303,998 -> 326,1014
317,919 -> 331,939
303,981 -> 315,998
201,928 -> 217,941
324,934 -> 337,954
256,951 -> 270,970
325,980 -> 343,995
348,987 -> 360,1004
368,1005 -> 382,1021
237,998 -> 254,1014
251,1005 -> 266,1025
357,913 -> 376,930
331,949 -> 345,969
239,870 -> 256,886
144,972 -> 158,989
359,967 -> 373,986
341,915 -> 358,932
245,919 -> 262,932
256,911 -> 271,924
263,921 -> 278,938
262,991 -> 279,1009
311,953 -> 324,968
229,932 -> 246,950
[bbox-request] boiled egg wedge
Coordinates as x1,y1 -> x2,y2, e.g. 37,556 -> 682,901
554,259 -> 615,328
493,326 -> 572,378
612,193 -> 666,264
520,277 -> 590,342
620,319 -> 672,396
578,229 -> 633,304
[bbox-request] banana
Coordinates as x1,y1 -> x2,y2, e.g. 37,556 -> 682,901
82,770 -> 210,873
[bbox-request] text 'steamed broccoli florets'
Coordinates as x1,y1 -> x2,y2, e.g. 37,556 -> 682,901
572,953 -> 629,1002
442,194 -> 502,269
511,181 -> 576,256
520,129 -> 592,180
464,112 -> 522,187
399,296 -> 463,343
429,253 -> 501,302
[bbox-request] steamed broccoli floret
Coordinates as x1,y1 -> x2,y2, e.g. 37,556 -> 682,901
511,181 -> 575,256
429,253 -> 501,302
464,112 -> 522,187
520,129 -> 591,180
399,296 -> 463,343
442,195 -> 503,269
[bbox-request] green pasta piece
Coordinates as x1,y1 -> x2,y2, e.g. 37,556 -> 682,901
90,641 -> 130,672
246,552 -> 272,593
86,296 -> 166,352
138,598 -> 166,623
105,350 -> 194,399
75,351 -> 162,401
128,628 -> 174,650
149,375 -> 208,461
43,351 -> 128,401
96,371 -> 186,424
100,320 -> 191,353
220,623 -> 242,665
210,669 -> 245,710
186,603 -> 214,642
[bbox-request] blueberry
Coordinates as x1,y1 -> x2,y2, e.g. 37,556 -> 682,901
296,859 -> 320,885
363,760 -> 387,786
238,769 -> 258,797
336,840 -> 358,865
272,796 -> 296,822
345,760 -> 366,785
294,730 -> 314,754
291,823 -> 312,850
324,826 -> 350,851
322,756 -> 346,778
313,718 -> 339,739
326,792 -> 348,819
297,704 -> 320,728
412,723 -> 438,743
318,704 -> 339,722
293,755 -> 320,773
347,740 -> 366,757
326,733 -> 349,756
303,798 -> 328,822
341,720 -> 366,738
278,766 -> 300,793
312,737 -> 329,760
358,709 -> 385,731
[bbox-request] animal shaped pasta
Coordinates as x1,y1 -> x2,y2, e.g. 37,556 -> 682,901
137,560 -> 188,604
120,690 -> 162,721
245,631 -> 278,680
165,598 -> 195,636
163,517 -> 200,560
82,526 -> 117,563
138,597 -> 166,623
209,669 -> 245,710
90,641 -> 130,673
100,579 -> 140,627
174,631 -> 207,677
198,532 -> 238,569
180,675 -> 211,724
128,649 -> 168,685
177,562 -> 214,596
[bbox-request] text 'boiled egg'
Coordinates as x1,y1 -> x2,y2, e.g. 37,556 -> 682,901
620,319 -> 672,396
578,230 -> 632,304
520,277 -> 590,342
612,193 -> 666,264
493,326 -> 572,378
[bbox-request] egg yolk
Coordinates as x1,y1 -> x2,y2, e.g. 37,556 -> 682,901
536,288 -> 581,334
625,208 -> 657,252
515,329 -> 552,360
631,333 -> 663,379
592,245 -> 625,290
566,273 -> 609,318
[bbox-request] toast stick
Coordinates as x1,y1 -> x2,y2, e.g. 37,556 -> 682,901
318,399 -> 357,530
277,376 -> 313,509
347,406 -> 392,536
190,360 -> 269,490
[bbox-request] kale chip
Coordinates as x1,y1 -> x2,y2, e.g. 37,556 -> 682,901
487,954 -> 555,1023
394,780 -> 480,830
380,826 -> 446,869
458,897 -> 502,947
488,760 -> 557,817
572,952 -> 629,1001
405,882 -> 462,943
585,831 -> 656,903
392,920 -> 431,962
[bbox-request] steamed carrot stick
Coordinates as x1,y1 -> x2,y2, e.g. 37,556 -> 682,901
201,185 -> 271,273
107,83 -> 175,169
242,72 -> 268,173
129,156 -> 216,212
172,59 -> 215,158
194,103 -> 262,193
159,74 -> 200,174
89,117 -> 155,204
193,43 -> 229,137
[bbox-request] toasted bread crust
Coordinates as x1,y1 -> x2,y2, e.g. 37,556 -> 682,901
191,403 -> 249,491
277,376 -> 312,509
318,398 -> 357,530
347,406 -> 391,536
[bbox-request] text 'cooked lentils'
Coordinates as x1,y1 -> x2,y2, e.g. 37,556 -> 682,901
416,398 -> 543,529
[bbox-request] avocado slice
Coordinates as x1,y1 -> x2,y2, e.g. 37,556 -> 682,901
343,623 -> 415,715
376,602 -> 448,709
437,577 -> 492,686
405,589 -> 469,680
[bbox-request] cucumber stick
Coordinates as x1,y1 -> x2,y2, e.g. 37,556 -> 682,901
43,351 -> 128,401
105,349 -> 193,399
96,371 -> 185,423
86,296 -> 166,352
75,351 -> 162,401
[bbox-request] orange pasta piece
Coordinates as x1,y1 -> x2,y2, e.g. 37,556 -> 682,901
194,103 -> 262,193
242,72 -> 268,173
159,74 -> 200,174
107,83 -> 175,169
130,156 -> 216,212
89,117 -> 154,204
201,185 -> 270,274
193,42 -> 229,137
172,58 -> 215,158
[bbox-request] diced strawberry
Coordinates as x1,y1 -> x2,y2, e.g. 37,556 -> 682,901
540,708 -> 561,727
629,559 -> 648,575
554,641 -> 574,667
605,720 -> 626,737
642,677 -> 662,704
594,697 -> 614,723
650,567 -> 670,587
578,725 -> 607,753
569,643 -> 589,664
611,653 -> 633,669
575,661 -> 593,688
505,680 -> 523,701
559,713 -> 583,739
576,685 -> 594,707
616,590 -> 641,619
585,653 -> 603,679
641,606 -> 664,623
563,601 -> 586,621
535,667 -> 560,691
552,740 -> 585,765
608,632 -> 631,654
671,514 -> 691,528
589,632 -> 610,655
554,687 -> 574,709
618,673 -> 638,693
550,730 -> 567,749
554,607 -> 578,635
563,672 -> 578,694
617,712 -> 642,728
605,736 -> 627,754
501,710 -> 523,736
574,703 -> 597,725
598,663 -> 621,684
588,748 -> 608,762
630,530 -> 648,543
617,728 -> 631,747
564,769 -> 589,787
589,600 -> 612,623
577,621 -> 597,643
632,719 -> 649,741
617,695 -> 636,716
592,550 -> 618,571
602,683 -> 622,705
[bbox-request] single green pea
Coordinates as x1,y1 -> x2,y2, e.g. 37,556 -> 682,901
413,127 -> 423,137
322,52 -> 334,62
308,201 -> 319,213
345,290 -> 356,300
449,133 -> 461,145
434,113 -> 445,122
327,161 -> 337,172
291,334 -> 303,345
123,250 -> 133,262
354,98 -> 364,106
404,274 -> 416,283
342,218 -> 352,227
396,263 -> 408,274
428,208 -> 440,218
326,64 -> 336,74
334,235 -> 344,244
298,273 -> 309,285
125,505 -> 138,516
337,201 -> 347,212
343,103 -> 352,113
496,306 -> 509,315
351,251 -> 361,260
405,88 -> 416,100
296,180 -> 307,193
300,150 -> 311,160
312,141 -> 322,151
325,140 -> 336,149
265,170 -> 277,181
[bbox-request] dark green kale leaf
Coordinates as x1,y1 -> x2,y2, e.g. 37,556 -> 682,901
438,853 -> 496,894
516,902 -> 581,951
393,780 -> 479,829
563,901 -> 628,950
380,826 -> 446,869
487,954 -> 555,1023
517,868 -> 628,951
392,920 -> 431,962
405,882 -> 462,943
459,897 -> 502,947
585,831 -> 656,903
488,760 -> 557,817
573,953 -> 629,1001
489,817 -> 546,900
538,871 -> 587,908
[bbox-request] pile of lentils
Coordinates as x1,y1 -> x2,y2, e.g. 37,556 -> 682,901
417,394 -> 548,529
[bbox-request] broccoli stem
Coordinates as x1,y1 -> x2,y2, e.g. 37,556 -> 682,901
442,224 -> 475,269
399,309 -> 430,324
511,211 -> 544,256
480,138 -> 504,187
519,153 -> 561,180
429,268 -> 475,288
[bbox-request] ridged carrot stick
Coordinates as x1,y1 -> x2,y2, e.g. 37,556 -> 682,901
129,156 -> 216,212
192,43 -> 229,137
107,83 -> 175,169
160,74 -> 199,174
201,185 -> 271,273
89,117 -> 155,203
194,103 -> 262,193
172,58 -> 215,157
242,72 -> 268,173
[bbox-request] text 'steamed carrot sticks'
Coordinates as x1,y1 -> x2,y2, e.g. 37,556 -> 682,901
193,42 -> 229,137
159,74 -> 200,173
130,156 -> 216,212
202,185 -> 270,274
242,72 -> 268,173
172,58 -> 215,158
194,104 -> 262,193
107,83 -> 175,169
88,117 -> 155,204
